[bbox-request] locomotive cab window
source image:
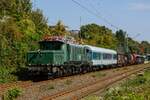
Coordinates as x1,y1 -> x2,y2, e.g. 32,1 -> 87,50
39,41 -> 64,50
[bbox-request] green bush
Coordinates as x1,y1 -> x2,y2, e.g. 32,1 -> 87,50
3,87 -> 22,100
104,69 -> 150,100
122,75 -> 147,88
0,67 -> 18,83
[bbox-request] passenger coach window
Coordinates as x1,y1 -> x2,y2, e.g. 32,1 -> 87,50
113,54 -> 117,60
93,52 -> 100,60
103,54 -> 107,59
99,53 -> 101,60
93,52 -> 97,60
103,53 -> 112,59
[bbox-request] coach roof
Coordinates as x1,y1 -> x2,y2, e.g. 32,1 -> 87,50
85,45 -> 117,54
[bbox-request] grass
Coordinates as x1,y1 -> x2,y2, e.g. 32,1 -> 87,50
103,69 -> 150,100
48,84 -> 55,90
3,87 -> 22,100
91,72 -> 106,78
0,66 -> 28,84
64,79 -> 72,85
82,95 -> 101,100
40,84 -> 55,92
0,67 -> 18,84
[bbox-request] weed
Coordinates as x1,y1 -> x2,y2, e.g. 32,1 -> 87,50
82,95 -> 101,100
64,80 -> 72,85
40,84 -> 55,92
0,67 -> 18,84
48,84 -> 55,90
122,74 -> 147,87
91,72 -> 106,78
103,68 -> 150,100
3,87 -> 22,100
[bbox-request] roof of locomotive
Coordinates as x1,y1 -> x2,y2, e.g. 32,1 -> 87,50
85,45 -> 117,54
41,36 -> 78,44
68,43 -> 85,50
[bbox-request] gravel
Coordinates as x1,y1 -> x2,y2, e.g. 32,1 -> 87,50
1,67 -> 131,100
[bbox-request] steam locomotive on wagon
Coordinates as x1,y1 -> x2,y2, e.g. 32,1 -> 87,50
27,36 -> 145,78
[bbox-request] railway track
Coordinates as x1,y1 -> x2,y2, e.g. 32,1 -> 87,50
0,81 -> 32,95
0,65 -> 132,92
0,65 -> 129,92
41,63 -> 150,100
0,64 -> 149,99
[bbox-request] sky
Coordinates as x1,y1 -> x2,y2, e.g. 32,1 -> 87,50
33,0 -> 150,42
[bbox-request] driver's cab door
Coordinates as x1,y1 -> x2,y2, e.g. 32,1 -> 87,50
86,49 -> 92,61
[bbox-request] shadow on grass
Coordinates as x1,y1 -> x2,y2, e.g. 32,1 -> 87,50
12,67 -> 51,82
12,65 -> 125,82
12,67 -> 30,81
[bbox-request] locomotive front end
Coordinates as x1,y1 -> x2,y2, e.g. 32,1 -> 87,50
27,51 -> 53,66
27,40 -> 66,76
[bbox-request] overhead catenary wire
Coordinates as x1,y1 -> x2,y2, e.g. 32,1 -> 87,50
71,0 -> 119,30
33,0 -> 37,9
86,0 -> 119,29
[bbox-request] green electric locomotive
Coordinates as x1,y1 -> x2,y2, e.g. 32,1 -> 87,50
27,37 -> 90,77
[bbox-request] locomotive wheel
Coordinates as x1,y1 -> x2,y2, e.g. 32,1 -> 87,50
87,65 -> 91,72
58,70 -> 63,77
47,72 -> 54,79
75,67 -> 80,74
67,68 -> 72,75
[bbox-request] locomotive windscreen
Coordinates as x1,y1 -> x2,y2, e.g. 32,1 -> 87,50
39,41 -> 64,50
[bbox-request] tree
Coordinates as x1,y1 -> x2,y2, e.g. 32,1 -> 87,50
80,23 -> 117,49
0,0 -> 32,20
0,0 -> 51,68
116,30 -> 126,45
115,29 -> 128,53
30,9 -> 49,35
50,20 -> 69,36
127,37 -> 140,54
141,41 -> 150,54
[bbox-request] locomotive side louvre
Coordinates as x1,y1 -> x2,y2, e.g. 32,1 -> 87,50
67,44 -> 86,62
